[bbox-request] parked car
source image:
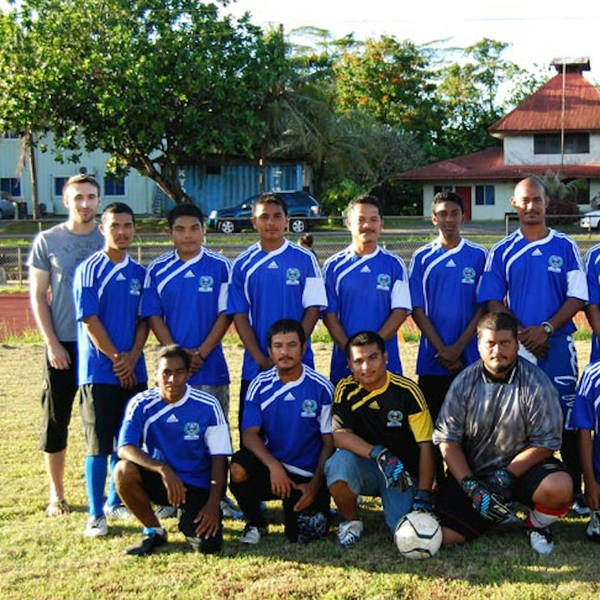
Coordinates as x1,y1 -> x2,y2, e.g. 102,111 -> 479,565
0,197 -> 16,219
207,191 -> 323,234
580,210 -> 600,230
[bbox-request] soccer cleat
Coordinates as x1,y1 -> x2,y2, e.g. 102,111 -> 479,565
525,525 -> 554,555
220,496 -> 243,520
103,502 -> 133,520
296,511 -> 328,544
125,529 -> 167,557
154,505 -> 177,519
572,493 -> 591,517
239,523 -> 268,544
336,520 -> 363,548
586,511 -> 600,542
84,515 -> 108,538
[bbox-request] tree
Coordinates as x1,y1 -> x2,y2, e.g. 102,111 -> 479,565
537,170 -> 583,223
0,0 -> 286,203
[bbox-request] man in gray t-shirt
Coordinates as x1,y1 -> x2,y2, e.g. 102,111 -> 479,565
28,174 -> 103,517
433,312 -> 573,555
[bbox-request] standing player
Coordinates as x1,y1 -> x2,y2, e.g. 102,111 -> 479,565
229,319 -> 333,545
584,243 -> 600,362
227,194 -> 326,427
409,191 -> 487,480
115,345 -> 231,556
323,195 -> 410,384
74,202 -> 148,537
572,362 -> 600,541
434,312 -> 572,555
325,331 -> 435,548
478,176 -> 588,514
28,174 -> 104,517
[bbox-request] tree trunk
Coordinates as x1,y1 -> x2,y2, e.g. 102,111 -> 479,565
28,143 -> 39,219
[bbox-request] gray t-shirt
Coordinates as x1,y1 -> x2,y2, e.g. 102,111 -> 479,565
28,223 -> 104,342
433,357 -> 563,475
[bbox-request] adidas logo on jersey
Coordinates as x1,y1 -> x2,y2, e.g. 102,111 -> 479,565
284,392 -> 295,401
166,414 -> 179,423
184,270 -> 195,278
268,261 -> 279,269
532,249 -> 543,256
360,265 -> 371,273
445,259 -> 456,268
116,273 -> 127,281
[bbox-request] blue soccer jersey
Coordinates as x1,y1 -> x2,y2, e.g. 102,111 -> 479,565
409,238 -> 487,375
585,243 -> 600,362
74,251 -> 147,385
478,228 -> 588,332
242,365 -> 333,476
227,240 -> 326,381
141,248 -> 231,386
572,362 -> 600,483
323,245 -> 411,383
118,385 -> 232,488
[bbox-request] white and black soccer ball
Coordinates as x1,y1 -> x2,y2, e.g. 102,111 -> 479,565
394,511 -> 442,560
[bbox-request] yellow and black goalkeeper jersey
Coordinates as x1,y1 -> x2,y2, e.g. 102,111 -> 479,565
332,371 -> 433,477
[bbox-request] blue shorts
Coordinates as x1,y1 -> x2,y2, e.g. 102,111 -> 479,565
324,449 -> 415,531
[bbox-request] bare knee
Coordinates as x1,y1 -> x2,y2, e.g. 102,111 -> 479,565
113,459 -> 141,491
442,526 -> 466,548
532,471 -> 573,509
230,462 -> 248,483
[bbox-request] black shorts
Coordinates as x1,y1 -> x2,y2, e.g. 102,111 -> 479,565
138,466 -> 222,552
435,457 -> 568,541
38,341 -> 78,453
79,382 -> 146,455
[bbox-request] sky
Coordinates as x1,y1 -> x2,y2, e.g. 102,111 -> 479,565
224,0 -> 600,82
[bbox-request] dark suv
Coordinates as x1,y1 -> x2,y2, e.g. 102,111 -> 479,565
207,191 -> 322,234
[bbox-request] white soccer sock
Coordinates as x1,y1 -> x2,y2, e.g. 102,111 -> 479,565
527,503 -> 569,529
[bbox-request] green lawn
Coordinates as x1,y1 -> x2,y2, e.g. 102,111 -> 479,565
1,339 -> 599,599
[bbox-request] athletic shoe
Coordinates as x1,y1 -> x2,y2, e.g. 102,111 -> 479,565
125,529 -> 167,557
336,520 -> 363,548
154,505 -> 177,519
297,511 -> 328,544
573,493 -> 591,517
84,516 -> 108,538
239,523 -> 268,544
586,511 -> 600,542
526,525 -> 554,555
220,496 -> 243,520
103,502 -> 133,520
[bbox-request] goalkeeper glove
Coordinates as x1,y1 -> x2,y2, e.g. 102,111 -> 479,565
461,475 -> 513,523
370,445 -> 413,490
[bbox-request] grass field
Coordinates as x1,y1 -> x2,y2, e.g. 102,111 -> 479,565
1,338 -> 600,600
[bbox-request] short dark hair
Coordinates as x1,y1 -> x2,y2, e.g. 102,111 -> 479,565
102,202 -> 135,223
63,174 -> 100,196
432,191 -> 464,214
253,193 -> 287,216
477,311 -> 518,340
298,232 -> 313,248
157,344 -> 191,371
267,318 -> 306,347
347,194 -> 383,217
167,203 -> 204,228
345,330 -> 385,357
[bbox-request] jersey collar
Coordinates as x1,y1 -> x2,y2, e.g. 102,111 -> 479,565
175,247 -> 204,264
351,371 -> 391,412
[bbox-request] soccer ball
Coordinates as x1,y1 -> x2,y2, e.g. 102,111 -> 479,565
394,511 -> 442,560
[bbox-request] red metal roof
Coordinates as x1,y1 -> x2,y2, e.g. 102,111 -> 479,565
489,72 -> 600,135
394,146 -> 600,182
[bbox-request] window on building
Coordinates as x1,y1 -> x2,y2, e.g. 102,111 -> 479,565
534,133 -> 590,154
2,131 -> 20,139
1,178 -> 21,196
104,177 -> 125,196
54,177 -> 69,196
475,185 -> 495,206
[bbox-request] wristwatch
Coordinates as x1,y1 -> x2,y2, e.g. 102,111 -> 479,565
541,321 -> 554,336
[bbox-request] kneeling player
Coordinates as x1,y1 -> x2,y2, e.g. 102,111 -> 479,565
115,345 -> 232,556
434,312 -> 573,554
229,319 -> 334,544
573,362 -> 600,541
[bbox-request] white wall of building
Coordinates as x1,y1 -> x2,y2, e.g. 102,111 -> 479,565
504,134 -> 600,166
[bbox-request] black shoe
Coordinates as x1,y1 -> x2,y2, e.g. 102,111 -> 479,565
125,530 -> 167,556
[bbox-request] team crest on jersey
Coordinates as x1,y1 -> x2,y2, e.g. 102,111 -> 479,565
198,275 -> 214,292
129,278 -> 141,296
376,273 -> 391,291
286,267 -> 301,285
386,410 -> 403,427
461,267 -> 476,284
548,255 -> 563,273
300,398 -> 318,417
183,422 -> 200,440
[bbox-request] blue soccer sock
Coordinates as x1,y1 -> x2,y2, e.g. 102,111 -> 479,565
85,455 -> 108,517
106,452 -> 122,508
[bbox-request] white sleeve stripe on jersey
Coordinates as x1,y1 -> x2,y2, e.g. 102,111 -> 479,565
319,403 -> 332,434
205,423 -> 233,455
81,252 -> 105,288
239,244 -> 262,271
567,269 -> 589,301
156,252 -> 203,295
304,368 -> 335,395
391,279 -> 411,311
504,235 -> 553,281
189,390 -> 228,425
142,402 -> 177,448
259,368 -> 307,412
246,368 -> 276,401
153,252 -> 179,278
98,255 -> 130,301
243,241 -> 290,305
302,276 -> 327,308
143,252 -> 174,288
218,282 -> 228,313
204,248 -> 233,277
282,462 -> 314,477
420,241 -> 464,314
500,230 -> 523,263
334,248 -> 378,296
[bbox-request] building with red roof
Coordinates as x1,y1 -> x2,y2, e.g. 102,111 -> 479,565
395,58 -> 600,220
